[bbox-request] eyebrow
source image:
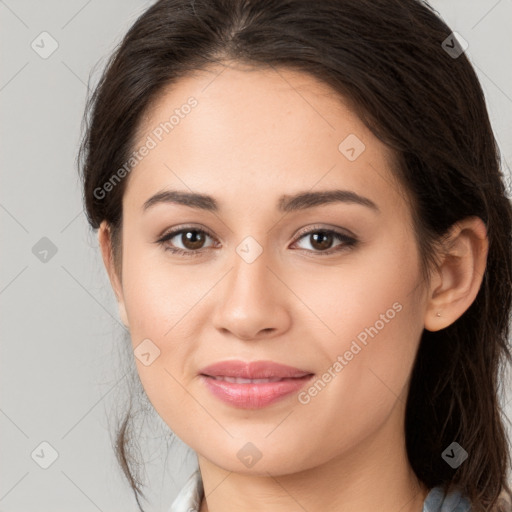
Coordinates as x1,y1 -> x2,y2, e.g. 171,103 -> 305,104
142,188 -> 380,213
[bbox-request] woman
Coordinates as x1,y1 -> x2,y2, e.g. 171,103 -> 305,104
78,0 -> 512,510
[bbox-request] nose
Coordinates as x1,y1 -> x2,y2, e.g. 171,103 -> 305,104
211,245 -> 292,341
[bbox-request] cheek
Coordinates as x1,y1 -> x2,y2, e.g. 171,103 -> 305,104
118,237 -> 196,399
290,228 -> 424,424
284,303 -> 423,473
121,240 -> 199,339
121,259 -> 201,429
294,296 -> 423,458
295,222 -> 422,361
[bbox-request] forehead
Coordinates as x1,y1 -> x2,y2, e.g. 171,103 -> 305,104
138,61 -> 348,132
124,63 -> 404,215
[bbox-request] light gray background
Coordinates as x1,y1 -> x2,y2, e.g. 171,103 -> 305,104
1,1 -> 511,511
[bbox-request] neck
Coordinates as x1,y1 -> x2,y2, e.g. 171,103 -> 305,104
197,401 -> 429,512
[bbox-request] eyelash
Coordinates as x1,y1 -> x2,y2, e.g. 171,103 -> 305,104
155,225 -> 358,258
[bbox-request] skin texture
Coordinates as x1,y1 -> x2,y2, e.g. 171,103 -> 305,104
98,62 -> 488,512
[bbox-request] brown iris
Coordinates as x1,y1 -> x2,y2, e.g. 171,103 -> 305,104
180,230 -> 206,250
309,231 -> 334,251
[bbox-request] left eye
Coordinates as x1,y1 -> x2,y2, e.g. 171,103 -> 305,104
156,227 -> 357,256
292,229 -> 357,254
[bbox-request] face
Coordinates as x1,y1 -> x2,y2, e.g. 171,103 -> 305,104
106,63 -> 429,476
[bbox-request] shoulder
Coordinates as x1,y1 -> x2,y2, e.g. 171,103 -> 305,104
423,485 -> 472,512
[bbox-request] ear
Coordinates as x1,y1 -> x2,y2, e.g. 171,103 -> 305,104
97,220 -> 129,328
424,216 -> 488,332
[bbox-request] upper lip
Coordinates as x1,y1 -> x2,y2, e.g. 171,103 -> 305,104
199,360 -> 313,379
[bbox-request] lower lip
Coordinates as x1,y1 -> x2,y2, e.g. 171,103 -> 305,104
200,374 -> 314,409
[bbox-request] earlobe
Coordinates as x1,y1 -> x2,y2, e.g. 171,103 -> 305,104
97,221 -> 129,328
424,216 -> 488,332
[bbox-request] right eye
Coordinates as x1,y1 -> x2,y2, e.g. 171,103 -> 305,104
156,226 -> 218,256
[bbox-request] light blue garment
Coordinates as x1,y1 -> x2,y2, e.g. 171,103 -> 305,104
169,469 -> 472,511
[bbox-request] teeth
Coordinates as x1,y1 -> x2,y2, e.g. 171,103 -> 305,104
212,376 -> 284,383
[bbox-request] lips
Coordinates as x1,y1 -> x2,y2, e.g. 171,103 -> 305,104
209,376 -> 286,383
199,360 -> 313,379
199,360 -> 315,409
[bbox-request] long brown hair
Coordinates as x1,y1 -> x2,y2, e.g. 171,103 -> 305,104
78,1 -> 512,510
